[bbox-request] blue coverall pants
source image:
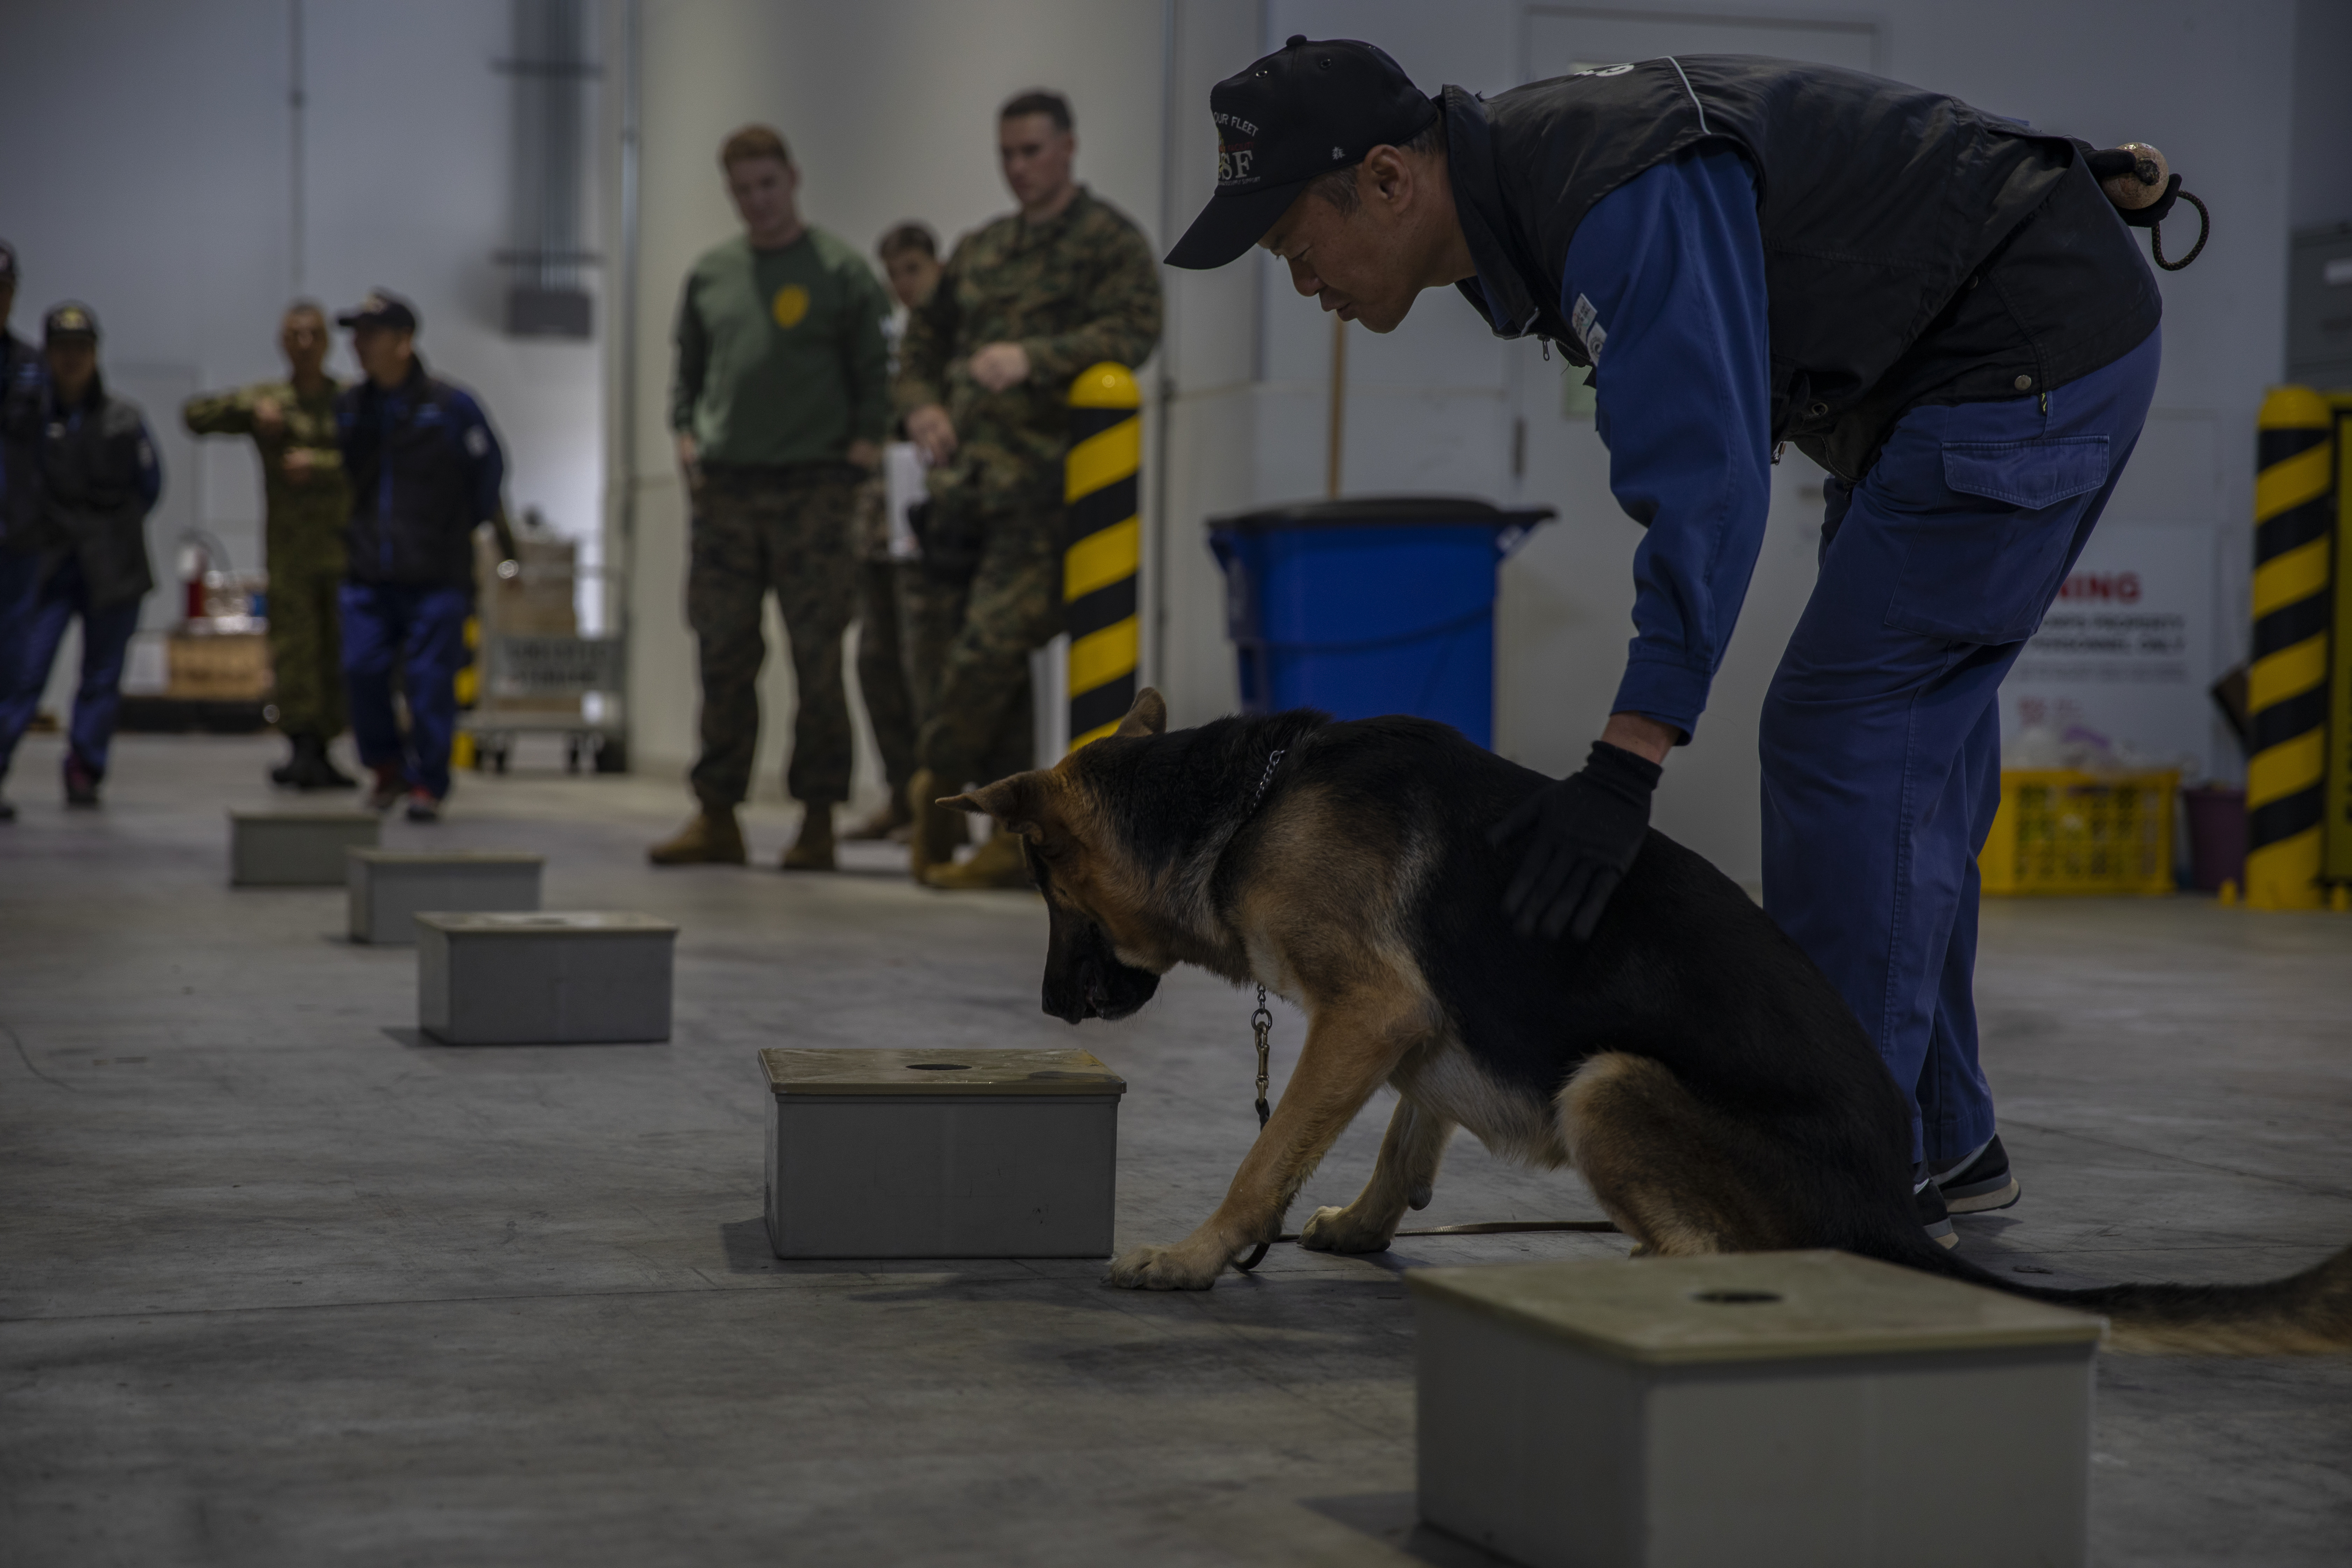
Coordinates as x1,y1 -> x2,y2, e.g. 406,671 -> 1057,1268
341,581 -> 469,801
1760,328 -> 2161,1165
0,554 -> 143,783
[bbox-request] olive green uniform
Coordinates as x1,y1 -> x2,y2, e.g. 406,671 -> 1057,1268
894,187 -> 1162,786
181,379 -> 349,738
674,227 -> 892,808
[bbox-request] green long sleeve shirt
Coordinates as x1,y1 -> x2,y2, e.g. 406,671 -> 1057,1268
671,227 -> 892,467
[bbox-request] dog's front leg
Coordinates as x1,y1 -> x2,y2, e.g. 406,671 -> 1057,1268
1107,988 -> 1426,1290
1300,1096 -> 1454,1254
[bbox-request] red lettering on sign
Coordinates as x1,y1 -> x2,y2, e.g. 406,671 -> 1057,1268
2057,571 -> 2141,604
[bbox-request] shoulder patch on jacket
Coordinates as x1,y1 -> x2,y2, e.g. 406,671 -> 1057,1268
1571,293 -> 1607,365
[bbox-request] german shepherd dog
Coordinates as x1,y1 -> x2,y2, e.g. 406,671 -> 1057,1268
946,690 -> 2352,1353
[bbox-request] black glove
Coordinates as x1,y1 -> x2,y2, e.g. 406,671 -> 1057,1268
1489,741 -> 1662,942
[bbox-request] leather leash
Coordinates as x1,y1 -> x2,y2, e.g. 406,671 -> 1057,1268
1228,746 -> 1618,1274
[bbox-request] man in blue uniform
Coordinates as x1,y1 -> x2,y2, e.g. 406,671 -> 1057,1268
0,303 -> 163,811
333,290 -> 508,823
1167,40 -> 2176,1243
0,241 -> 50,821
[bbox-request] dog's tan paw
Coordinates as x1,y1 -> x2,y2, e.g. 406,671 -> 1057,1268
1104,1242 -> 1224,1290
1300,1205 -> 1397,1254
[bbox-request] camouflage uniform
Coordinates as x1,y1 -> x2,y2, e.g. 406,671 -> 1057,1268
852,476 -> 918,799
894,187 -> 1162,786
687,464 -> 863,807
182,379 -> 349,738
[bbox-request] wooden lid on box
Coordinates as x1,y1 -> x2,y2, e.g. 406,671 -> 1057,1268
413,910 -> 674,936
348,848 -> 544,866
1407,1250 -> 2103,1365
762,1046 -> 1126,1098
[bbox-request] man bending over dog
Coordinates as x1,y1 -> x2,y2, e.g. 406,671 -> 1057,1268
1165,40 -> 2180,1247
939,46 -> 2352,1344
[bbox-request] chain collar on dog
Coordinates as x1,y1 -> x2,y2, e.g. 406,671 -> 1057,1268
1234,748 -> 1286,1273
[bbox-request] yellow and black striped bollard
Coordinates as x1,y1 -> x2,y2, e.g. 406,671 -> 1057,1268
1064,364 -> 1141,751
2245,387 -> 2336,909
2326,395 -> 2352,891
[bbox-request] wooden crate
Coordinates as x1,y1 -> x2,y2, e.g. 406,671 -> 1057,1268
169,632 -> 272,700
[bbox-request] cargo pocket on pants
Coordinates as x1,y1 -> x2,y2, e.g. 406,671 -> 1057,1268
1883,435 -> 2110,644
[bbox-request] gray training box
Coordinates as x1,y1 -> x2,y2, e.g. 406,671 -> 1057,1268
1409,1250 -> 2103,1568
761,1046 -> 1127,1259
230,810 -> 380,886
347,849 -> 544,944
416,911 -> 676,1044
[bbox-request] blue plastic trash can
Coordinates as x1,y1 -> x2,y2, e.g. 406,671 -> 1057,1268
1208,496 -> 1552,749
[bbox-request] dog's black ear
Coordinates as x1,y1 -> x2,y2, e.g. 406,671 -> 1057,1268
1115,687 -> 1168,738
943,771 -> 1048,836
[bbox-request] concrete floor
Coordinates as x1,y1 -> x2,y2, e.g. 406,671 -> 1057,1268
2,732 -> 2348,1567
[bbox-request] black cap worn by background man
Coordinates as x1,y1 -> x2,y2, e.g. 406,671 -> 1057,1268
336,289 -> 419,334
1166,35 -> 1438,270
43,302 -> 99,343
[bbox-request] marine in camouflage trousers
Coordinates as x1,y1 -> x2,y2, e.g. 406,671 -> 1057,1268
266,521 -> 348,738
180,378 -> 350,738
687,463 -> 862,807
912,494 -> 1055,790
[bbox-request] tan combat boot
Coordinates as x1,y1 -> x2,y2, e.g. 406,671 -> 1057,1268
647,805 -> 747,866
905,768 -> 966,882
780,802 -> 837,872
922,827 -> 1033,891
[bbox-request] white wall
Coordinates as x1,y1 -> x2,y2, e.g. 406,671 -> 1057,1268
0,0 -> 603,715
618,0 -> 1170,802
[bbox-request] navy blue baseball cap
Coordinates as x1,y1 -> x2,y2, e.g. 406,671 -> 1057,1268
336,289 -> 419,334
1166,36 -> 1438,270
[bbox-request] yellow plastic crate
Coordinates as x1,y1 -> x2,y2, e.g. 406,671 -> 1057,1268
1980,769 -> 2177,897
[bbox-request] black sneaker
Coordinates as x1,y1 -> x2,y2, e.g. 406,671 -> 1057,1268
63,753 -> 100,808
1914,1167 -> 1956,1249
0,794 -> 16,822
1931,1134 -> 2021,1214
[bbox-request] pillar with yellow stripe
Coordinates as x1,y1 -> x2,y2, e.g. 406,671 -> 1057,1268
2245,387 -> 2336,909
1064,364 -> 1141,750
2326,394 -> 2352,884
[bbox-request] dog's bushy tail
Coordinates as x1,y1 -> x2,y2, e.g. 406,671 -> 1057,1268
1901,1238 -> 2352,1354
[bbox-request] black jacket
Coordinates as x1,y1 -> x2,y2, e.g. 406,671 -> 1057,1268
335,357 -> 505,589
1,330 -> 48,555
41,374 -> 160,611
1446,57 -> 2162,480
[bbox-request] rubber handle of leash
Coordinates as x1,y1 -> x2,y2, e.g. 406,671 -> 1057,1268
1234,1094 -> 1274,1272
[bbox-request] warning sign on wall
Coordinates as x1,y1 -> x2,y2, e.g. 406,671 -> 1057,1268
1999,523 -> 2218,776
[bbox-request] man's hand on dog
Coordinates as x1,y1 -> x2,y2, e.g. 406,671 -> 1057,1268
1491,732 -> 1667,942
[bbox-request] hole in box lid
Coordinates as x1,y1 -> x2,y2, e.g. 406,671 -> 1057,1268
1690,1289 -> 1782,1305
905,1063 -> 972,1071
